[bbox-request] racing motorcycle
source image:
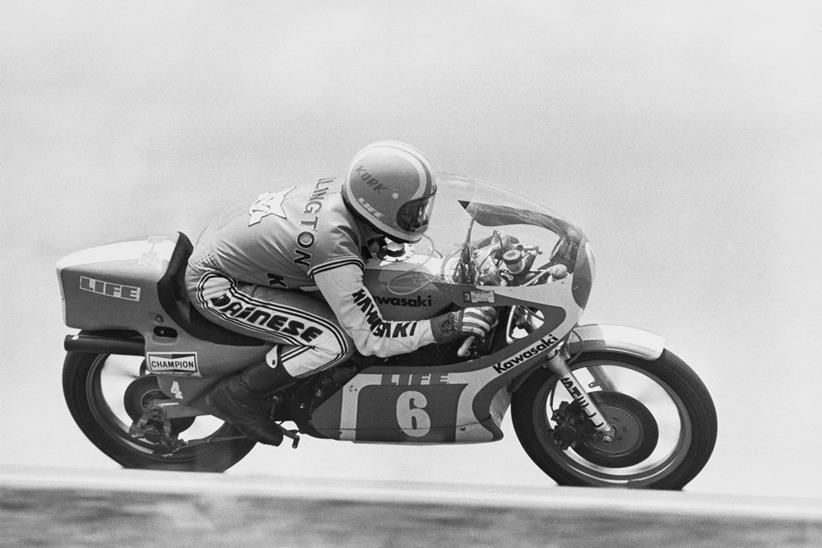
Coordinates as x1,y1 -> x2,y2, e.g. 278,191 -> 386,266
57,174 -> 717,489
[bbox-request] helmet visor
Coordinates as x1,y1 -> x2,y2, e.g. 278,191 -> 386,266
397,195 -> 435,236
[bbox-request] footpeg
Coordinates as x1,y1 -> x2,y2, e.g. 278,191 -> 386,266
280,427 -> 301,449
129,407 -> 184,453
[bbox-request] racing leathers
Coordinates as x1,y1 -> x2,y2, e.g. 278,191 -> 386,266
185,177 -> 488,380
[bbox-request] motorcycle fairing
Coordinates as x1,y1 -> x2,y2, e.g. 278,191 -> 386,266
309,187 -> 596,443
308,285 -> 584,442
309,259 -> 589,443
312,190 -> 598,443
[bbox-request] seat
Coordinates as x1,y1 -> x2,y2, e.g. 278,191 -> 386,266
156,233 -> 265,347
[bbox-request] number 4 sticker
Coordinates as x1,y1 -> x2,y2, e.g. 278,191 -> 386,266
170,381 -> 184,400
396,391 -> 431,437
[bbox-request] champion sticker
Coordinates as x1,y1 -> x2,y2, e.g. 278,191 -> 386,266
146,352 -> 200,376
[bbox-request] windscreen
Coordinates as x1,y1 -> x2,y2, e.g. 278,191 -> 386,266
403,173 -> 571,287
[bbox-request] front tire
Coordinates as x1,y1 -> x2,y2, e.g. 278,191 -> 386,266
511,349 -> 717,489
63,351 -> 256,472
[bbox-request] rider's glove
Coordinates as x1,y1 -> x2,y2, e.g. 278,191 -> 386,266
431,306 -> 498,343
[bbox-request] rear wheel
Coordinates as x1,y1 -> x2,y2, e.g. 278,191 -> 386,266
511,350 -> 717,489
63,351 -> 256,472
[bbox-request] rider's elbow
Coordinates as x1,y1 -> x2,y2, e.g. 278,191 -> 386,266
351,335 -> 395,359
355,340 -> 390,358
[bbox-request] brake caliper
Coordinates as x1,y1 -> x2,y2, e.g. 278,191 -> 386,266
550,400 -> 597,450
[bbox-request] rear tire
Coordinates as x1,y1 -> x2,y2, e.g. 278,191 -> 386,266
511,349 -> 717,489
63,351 -> 256,472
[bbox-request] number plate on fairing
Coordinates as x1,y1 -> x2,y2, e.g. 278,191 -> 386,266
353,384 -> 466,442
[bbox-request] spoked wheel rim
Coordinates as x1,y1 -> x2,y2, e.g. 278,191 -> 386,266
535,357 -> 692,486
85,354 -> 239,462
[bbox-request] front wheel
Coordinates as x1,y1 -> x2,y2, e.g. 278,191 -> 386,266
511,349 -> 717,489
63,352 -> 256,472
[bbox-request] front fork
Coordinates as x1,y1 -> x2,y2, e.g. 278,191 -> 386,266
544,348 -> 615,443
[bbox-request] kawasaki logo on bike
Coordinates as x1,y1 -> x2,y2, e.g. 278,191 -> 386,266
146,352 -> 200,375
493,335 -> 558,374
374,295 -> 433,307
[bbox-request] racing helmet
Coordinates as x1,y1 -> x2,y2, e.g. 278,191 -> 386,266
342,140 -> 437,243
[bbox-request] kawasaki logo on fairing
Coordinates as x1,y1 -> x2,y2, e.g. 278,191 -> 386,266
374,295 -> 433,307
493,335 -> 558,374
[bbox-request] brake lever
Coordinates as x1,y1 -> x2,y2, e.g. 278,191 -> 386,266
457,336 -> 475,358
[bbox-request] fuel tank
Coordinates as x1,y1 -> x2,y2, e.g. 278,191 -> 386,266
362,252 -> 452,321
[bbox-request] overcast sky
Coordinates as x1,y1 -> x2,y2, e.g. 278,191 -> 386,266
2,1 -> 821,497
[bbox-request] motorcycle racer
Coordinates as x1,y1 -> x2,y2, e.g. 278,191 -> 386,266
186,141 -> 498,445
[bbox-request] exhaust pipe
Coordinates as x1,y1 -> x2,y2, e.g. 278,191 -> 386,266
64,331 -> 145,356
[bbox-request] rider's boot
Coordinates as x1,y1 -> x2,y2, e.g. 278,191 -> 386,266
206,349 -> 295,446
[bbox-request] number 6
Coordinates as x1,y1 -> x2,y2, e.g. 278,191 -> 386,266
396,391 -> 431,437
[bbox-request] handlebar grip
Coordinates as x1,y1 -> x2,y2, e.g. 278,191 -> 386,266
457,336 -> 475,358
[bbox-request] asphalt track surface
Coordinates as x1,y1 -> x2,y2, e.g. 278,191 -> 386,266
2,467 -> 822,547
